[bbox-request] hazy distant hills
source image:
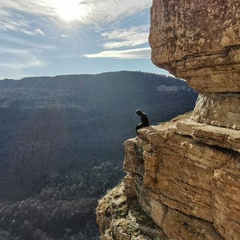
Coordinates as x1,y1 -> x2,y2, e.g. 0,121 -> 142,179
0,70 -> 197,200
0,71 -> 197,239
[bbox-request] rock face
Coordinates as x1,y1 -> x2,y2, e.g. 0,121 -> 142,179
96,1 -> 240,239
149,0 -> 240,93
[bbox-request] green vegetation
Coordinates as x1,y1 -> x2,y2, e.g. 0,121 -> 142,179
0,71 -> 197,239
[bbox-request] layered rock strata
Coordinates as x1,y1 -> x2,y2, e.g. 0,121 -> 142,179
97,114 -> 240,239
97,0 -> 240,239
149,0 -> 240,130
123,115 -> 240,240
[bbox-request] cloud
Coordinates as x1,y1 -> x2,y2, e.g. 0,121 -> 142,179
0,33 -> 55,79
83,0 -> 151,25
0,47 -> 45,79
0,8 -> 46,36
61,34 -> 69,38
13,28 -> 46,36
84,47 -> 151,59
0,49 -> 44,68
0,0 -> 54,17
0,0 -> 151,26
0,34 -> 56,50
34,28 -> 46,36
0,1 -> 54,35
0,0 -> 153,79
101,25 -> 149,49
0,12 -> 29,32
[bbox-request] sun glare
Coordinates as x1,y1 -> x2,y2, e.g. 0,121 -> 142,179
51,0 -> 89,22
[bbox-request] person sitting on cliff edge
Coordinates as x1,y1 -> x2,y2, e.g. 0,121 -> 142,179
135,110 -> 149,137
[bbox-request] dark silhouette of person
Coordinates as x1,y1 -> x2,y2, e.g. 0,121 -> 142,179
135,110 -> 149,136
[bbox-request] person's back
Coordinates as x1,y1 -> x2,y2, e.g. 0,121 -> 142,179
140,112 -> 149,126
135,110 -> 149,136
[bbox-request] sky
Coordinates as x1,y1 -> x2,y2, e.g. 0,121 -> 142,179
0,0 -> 169,80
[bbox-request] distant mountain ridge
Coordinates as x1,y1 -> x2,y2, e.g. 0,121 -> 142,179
0,71 -> 197,240
0,71 -> 197,199
0,71 -> 194,112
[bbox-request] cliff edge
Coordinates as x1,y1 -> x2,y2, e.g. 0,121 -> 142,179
96,1 -> 240,239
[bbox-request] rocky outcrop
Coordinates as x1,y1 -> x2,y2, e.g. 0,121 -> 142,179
96,182 -> 168,240
97,0 -> 240,239
121,115 -> 240,240
97,113 -> 240,239
149,0 -> 240,93
149,0 -> 240,130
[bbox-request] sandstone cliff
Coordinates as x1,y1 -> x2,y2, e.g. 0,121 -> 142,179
96,0 -> 240,239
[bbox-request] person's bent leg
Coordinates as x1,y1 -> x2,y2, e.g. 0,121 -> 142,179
135,124 -> 144,136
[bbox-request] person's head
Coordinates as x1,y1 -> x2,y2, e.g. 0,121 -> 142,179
135,110 -> 143,116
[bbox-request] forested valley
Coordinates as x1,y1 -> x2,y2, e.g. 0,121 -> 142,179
0,71 -> 198,239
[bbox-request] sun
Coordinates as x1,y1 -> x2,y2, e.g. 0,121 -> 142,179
51,0 -> 89,22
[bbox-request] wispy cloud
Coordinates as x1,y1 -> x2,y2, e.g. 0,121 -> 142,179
0,8 -> 47,36
0,47 -> 45,79
83,0 -> 151,25
0,48 -> 44,68
84,47 -> 151,59
0,11 -> 29,32
60,34 -> 69,38
33,28 -> 46,36
0,0 -> 154,79
0,33 -> 55,79
0,1 -> 54,36
0,0 -> 54,17
0,34 -> 56,50
0,0 -> 151,26
15,28 -> 46,36
101,25 -> 149,49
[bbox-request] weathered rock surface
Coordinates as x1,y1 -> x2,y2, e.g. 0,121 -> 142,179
97,114 -> 240,239
191,93 -> 240,130
149,0 -> 240,128
97,0 -> 240,239
149,0 -> 240,93
96,182 -> 167,240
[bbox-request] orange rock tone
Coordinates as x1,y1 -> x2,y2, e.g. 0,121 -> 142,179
97,1 -> 240,239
